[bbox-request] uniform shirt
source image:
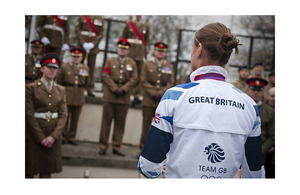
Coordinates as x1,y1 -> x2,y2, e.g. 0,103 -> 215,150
141,59 -> 174,107
102,56 -> 138,105
231,79 -> 249,93
122,20 -> 149,61
25,54 -> 42,84
36,15 -> 70,48
56,62 -> 90,106
75,15 -> 104,54
138,65 -> 265,178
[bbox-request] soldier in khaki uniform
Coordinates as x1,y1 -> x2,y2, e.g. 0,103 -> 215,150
25,40 -> 43,84
36,15 -> 70,56
139,42 -> 174,150
25,53 -> 68,178
56,47 -> 90,146
246,78 -> 275,178
99,39 -> 138,156
75,15 -> 105,97
231,65 -> 250,93
122,15 -> 150,106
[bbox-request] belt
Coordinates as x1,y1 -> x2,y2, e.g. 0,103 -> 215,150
43,24 -> 64,35
63,83 -> 85,88
127,38 -> 142,45
34,111 -> 58,121
81,31 -> 96,37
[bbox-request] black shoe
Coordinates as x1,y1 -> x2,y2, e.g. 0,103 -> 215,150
113,150 -> 126,157
87,92 -> 96,97
98,150 -> 106,155
132,98 -> 141,107
62,140 -> 67,144
68,140 -> 78,146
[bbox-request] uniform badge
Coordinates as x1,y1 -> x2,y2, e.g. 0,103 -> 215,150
94,19 -> 102,26
79,69 -> 89,76
35,63 -> 41,68
126,64 -> 133,71
162,67 -> 172,74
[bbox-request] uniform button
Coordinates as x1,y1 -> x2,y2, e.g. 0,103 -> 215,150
157,80 -> 160,83
158,68 -> 161,72
158,74 -> 161,77
49,103 -> 52,106
75,76 -> 78,79
49,94 -> 52,98
120,76 -> 123,79
120,65 -> 124,68
33,71 -> 36,75
120,70 -> 123,73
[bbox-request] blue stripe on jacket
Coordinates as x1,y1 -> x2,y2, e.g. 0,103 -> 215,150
161,90 -> 184,101
245,135 -> 263,171
141,125 -> 173,163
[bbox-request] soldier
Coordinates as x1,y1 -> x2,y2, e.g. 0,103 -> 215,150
264,70 -> 275,101
231,65 -> 250,93
25,53 -> 68,178
122,15 -> 150,106
139,42 -> 174,151
36,15 -> 70,56
75,15 -> 105,97
25,39 -> 43,84
247,77 -> 275,178
249,62 -> 265,78
98,39 -> 138,156
56,47 -> 89,146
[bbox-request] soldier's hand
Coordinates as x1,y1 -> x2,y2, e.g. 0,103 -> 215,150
83,42 -> 91,53
41,37 -> 50,45
153,93 -> 161,101
41,136 -> 55,148
114,88 -> 125,95
61,43 -> 70,51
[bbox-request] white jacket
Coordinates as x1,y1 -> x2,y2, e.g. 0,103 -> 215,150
138,65 -> 265,178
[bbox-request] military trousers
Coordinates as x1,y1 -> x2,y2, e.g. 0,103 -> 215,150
63,105 -> 82,141
99,102 -> 129,151
139,106 -> 156,149
83,53 -> 97,93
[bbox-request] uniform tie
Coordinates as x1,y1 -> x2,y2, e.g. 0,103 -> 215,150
47,82 -> 52,91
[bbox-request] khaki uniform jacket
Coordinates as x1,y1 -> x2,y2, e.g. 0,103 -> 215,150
36,15 -> 70,48
141,59 -> 174,107
122,20 -> 149,61
258,103 -> 275,156
75,15 -> 105,54
231,79 -> 249,93
25,54 -> 42,84
56,63 -> 90,106
25,79 -> 67,174
102,57 -> 138,105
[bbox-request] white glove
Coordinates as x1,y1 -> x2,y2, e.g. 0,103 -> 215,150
61,43 -> 70,51
41,37 -> 50,45
88,42 -> 95,50
83,42 -> 91,53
